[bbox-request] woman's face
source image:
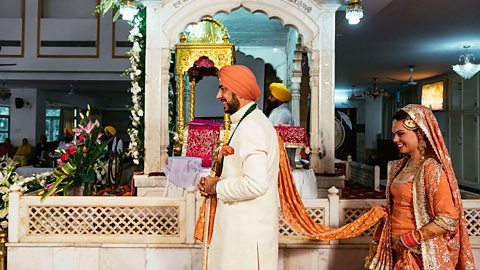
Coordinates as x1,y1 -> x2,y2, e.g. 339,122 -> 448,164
392,120 -> 419,156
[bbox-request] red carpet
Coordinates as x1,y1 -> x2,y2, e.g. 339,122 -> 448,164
342,181 -> 385,199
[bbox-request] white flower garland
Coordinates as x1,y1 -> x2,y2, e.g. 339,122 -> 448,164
126,13 -> 145,166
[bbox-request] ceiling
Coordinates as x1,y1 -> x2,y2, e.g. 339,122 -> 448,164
2,0 -> 480,99
216,0 -> 480,93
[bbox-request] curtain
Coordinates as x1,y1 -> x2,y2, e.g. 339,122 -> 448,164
60,107 -> 75,133
381,93 -> 398,140
399,85 -> 420,107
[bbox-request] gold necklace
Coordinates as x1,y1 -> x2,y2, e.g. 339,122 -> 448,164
402,156 -> 425,173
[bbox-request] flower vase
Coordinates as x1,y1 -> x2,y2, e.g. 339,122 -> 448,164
76,172 -> 96,196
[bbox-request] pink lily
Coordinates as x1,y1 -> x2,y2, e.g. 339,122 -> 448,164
97,133 -> 103,144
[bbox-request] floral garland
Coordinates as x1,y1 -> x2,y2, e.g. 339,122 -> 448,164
125,8 -> 146,166
96,1 -> 146,168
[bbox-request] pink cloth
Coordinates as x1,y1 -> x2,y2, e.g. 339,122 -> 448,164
274,126 -> 309,148
185,120 -> 221,168
218,65 -> 261,101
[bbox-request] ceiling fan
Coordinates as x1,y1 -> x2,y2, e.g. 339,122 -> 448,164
348,85 -> 365,101
68,83 -> 76,95
389,65 -> 418,87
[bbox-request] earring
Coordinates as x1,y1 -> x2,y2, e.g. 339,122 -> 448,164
417,130 -> 426,157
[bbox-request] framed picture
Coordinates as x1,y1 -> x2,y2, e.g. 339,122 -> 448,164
421,81 -> 444,110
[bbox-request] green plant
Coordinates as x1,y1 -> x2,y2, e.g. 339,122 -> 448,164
40,105 -> 111,199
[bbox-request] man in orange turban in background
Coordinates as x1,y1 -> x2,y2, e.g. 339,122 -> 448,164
197,65 -> 280,270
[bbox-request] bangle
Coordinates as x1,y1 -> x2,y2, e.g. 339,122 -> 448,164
416,229 -> 424,242
400,230 -> 420,249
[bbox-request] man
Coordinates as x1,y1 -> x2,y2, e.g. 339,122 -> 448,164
266,82 -> 293,126
33,134 -> 51,167
198,65 -> 280,270
267,83 -> 297,167
104,126 -> 123,153
0,138 -> 16,158
57,128 -> 74,151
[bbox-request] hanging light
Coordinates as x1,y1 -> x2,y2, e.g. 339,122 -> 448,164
452,45 -> 480,80
363,78 -> 390,100
119,1 -> 138,21
345,0 -> 363,25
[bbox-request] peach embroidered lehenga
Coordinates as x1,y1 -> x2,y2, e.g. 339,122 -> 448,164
368,104 -> 475,270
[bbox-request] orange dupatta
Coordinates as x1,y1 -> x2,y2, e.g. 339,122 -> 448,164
194,136 -> 386,243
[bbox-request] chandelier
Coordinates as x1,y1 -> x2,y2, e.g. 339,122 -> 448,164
452,45 -> 480,80
345,0 -> 363,25
363,78 -> 390,100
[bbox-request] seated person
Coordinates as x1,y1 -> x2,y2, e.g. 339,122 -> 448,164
33,134 -> 53,167
13,138 -> 33,166
57,128 -> 74,151
0,138 -> 16,158
50,128 -> 75,163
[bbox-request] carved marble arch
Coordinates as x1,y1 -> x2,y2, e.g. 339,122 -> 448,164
174,16 -> 235,154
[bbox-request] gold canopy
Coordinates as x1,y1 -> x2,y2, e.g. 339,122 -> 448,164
174,16 -> 235,154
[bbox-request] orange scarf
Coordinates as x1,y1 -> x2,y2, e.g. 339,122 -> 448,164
194,136 -> 386,243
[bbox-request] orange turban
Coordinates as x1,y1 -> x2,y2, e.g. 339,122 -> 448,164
218,65 -> 261,101
64,128 -> 74,136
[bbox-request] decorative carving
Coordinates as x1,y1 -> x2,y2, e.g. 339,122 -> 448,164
174,17 -> 235,152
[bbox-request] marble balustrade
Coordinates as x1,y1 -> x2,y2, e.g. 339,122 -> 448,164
7,186 -> 480,269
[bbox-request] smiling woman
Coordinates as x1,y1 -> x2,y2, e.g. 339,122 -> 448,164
367,104 -> 476,270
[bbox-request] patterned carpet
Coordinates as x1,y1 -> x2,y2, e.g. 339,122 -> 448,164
342,181 -> 386,199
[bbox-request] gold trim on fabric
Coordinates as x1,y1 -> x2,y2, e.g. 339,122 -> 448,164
413,158 -> 441,270
433,214 -> 458,232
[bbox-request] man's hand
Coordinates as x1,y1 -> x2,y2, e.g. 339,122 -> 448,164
197,176 -> 220,197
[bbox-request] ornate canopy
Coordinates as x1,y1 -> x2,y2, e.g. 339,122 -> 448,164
174,16 -> 235,154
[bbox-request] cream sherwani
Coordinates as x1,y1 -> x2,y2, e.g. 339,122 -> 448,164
208,102 -> 280,270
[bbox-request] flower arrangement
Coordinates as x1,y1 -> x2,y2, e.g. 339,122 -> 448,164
0,156 -> 47,229
40,105 -> 111,199
96,0 -> 146,168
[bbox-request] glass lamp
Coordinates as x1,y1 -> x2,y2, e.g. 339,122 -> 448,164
452,45 -> 480,80
345,0 -> 363,25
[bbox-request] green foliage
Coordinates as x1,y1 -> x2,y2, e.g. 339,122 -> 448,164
40,105 -> 111,199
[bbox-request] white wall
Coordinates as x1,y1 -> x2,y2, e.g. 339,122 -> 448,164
193,51 -> 266,118
238,47 -> 286,84
9,88 -> 45,146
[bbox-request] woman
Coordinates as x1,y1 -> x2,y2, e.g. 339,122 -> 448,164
368,104 -> 475,269
13,138 -> 33,166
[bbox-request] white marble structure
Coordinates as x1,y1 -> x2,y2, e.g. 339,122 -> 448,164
7,187 -> 480,269
139,0 -> 339,180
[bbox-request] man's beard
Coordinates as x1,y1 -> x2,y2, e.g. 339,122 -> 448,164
224,94 -> 241,114
264,100 -> 282,116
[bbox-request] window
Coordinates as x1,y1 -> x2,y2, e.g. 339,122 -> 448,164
46,108 -> 61,141
0,106 -> 9,142
421,81 -> 444,111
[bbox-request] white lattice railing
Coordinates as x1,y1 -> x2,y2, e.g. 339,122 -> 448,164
345,156 -> 381,192
8,186 -> 480,246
